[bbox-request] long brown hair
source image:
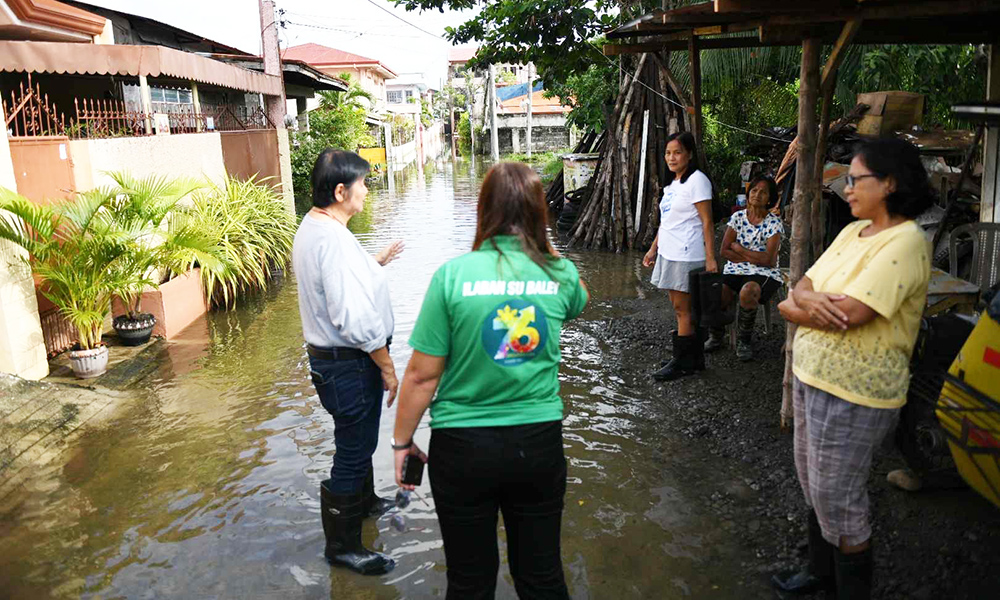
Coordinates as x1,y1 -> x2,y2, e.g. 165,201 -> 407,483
473,162 -> 560,277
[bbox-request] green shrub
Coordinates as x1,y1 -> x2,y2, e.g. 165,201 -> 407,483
187,177 -> 296,308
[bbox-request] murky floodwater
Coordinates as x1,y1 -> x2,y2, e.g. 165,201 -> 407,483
0,158 -> 766,599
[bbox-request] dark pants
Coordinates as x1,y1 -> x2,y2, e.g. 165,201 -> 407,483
429,420 -> 570,600
309,355 -> 383,495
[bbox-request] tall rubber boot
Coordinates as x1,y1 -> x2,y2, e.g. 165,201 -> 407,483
736,306 -> 757,362
652,332 -> 697,381
320,479 -> 395,575
771,511 -> 835,595
659,330 -> 678,366
363,465 -> 395,519
692,328 -> 706,371
833,546 -> 872,600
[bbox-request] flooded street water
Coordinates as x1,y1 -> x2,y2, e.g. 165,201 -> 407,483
0,158 -> 767,599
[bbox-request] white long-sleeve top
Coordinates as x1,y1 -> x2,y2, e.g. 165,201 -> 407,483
292,213 -> 394,353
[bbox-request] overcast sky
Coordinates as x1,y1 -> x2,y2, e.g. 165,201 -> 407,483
83,0 -> 478,89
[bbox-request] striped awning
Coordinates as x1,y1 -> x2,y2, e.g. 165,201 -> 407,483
0,41 -> 284,96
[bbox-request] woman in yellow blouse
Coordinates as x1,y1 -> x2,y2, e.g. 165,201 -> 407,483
775,138 -> 933,600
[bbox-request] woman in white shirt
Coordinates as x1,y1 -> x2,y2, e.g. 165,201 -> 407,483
292,149 -> 404,576
642,132 -> 717,381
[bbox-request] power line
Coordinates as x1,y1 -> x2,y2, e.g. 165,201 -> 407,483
362,0 -> 446,41
283,20 -> 423,39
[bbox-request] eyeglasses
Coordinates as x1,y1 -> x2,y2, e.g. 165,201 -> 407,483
845,174 -> 878,188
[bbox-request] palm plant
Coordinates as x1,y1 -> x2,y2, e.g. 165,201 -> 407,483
186,177 -> 295,308
0,187 -> 140,350
95,172 -> 224,320
318,73 -> 377,111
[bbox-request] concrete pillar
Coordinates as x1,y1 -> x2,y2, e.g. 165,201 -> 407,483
139,75 -> 153,135
191,82 -> 203,132
275,129 -> 294,215
512,128 -> 521,154
0,105 -> 48,380
258,0 -> 287,130
296,97 -> 309,132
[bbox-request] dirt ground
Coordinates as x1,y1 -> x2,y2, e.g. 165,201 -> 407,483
601,291 -> 1000,599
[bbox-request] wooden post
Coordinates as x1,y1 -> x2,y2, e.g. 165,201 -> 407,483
812,19 -> 862,258
780,38 -> 821,429
468,100 -> 475,156
191,82 -> 203,133
983,43 -> 1000,223
526,62 -> 534,158
138,74 -> 152,134
688,36 -> 703,151
489,64 -> 499,161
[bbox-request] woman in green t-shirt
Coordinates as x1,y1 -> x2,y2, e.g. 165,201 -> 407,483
776,138 -> 932,600
392,162 -> 588,599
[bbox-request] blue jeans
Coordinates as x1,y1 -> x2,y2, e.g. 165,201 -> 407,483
429,421 -> 569,600
309,355 -> 383,495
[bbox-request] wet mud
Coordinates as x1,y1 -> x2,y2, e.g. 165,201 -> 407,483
601,286 -> 1000,599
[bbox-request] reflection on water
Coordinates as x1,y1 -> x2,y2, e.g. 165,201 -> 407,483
0,158 -> 763,599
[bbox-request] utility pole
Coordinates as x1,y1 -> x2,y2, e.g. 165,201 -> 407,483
258,0 -> 286,128
526,62 -> 533,158
488,64 -> 499,161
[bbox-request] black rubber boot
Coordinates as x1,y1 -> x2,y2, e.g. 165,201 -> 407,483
771,512 -> 835,595
653,332 -> 697,381
692,328 -> 706,371
362,465 -> 395,519
320,480 -> 395,575
704,327 -> 726,353
736,306 -> 757,362
833,546 -> 872,600
659,330 -> 678,365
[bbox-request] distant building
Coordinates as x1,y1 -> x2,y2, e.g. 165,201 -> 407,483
386,74 -> 434,116
282,43 -> 397,113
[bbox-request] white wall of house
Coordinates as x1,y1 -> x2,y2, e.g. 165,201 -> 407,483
0,106 -> 48,381
70,132 -> 227,190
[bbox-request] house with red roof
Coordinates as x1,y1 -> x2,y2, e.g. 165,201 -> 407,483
282,43 -> 397,112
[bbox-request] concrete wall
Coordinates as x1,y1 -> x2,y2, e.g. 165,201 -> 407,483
494,113 -> 571,154
421,122 -> 445,161
70,132 -> 227,190
0,106 -> 48,380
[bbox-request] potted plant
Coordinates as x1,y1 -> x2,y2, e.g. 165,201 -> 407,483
0,188 -> 140,378
100,173 -> 223,345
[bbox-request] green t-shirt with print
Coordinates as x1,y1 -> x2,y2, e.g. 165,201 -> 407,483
408,235 -> 588,429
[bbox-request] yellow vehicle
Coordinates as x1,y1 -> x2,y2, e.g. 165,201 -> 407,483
935,292 -> 1000,509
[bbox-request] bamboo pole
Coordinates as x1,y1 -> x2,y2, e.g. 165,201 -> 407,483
781,38 -> 821,430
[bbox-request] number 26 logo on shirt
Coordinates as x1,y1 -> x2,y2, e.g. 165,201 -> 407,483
481,299 -> 549,367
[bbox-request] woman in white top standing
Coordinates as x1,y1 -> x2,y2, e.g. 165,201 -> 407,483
642,132 -> 717,381
292,149 -> 404,576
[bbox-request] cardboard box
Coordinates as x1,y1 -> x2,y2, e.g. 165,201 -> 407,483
856,91 -> 925,136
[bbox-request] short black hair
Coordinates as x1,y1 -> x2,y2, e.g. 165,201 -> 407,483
853,138 -> 934,219
311,149 -> 370,208
664,131 -> 700,184
748,175 -> 779,208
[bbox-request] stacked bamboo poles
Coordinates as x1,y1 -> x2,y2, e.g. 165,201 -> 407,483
568,53 -> 686,252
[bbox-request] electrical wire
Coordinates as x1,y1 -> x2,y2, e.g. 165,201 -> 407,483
283,20 -> 423,39
593,45 -> 792,144
362,0 -> 447,40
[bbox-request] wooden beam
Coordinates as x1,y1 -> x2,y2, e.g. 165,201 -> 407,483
820,18 -> 862,93
781,37 -> 821,429
715,0 -> 839,11
688,35 -> 703,152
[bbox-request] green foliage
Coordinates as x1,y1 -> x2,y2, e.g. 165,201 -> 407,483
420,97 -> 434,127
390,114 -> 416,146
0,188 -> 141,349
456,111 -> 473,155
291,102 -> 374,208
545,39 -> 618,132
186,177 -> 296,309
92,172 -> 224,318
497,69 -> 516,85
318,73 -> 377,111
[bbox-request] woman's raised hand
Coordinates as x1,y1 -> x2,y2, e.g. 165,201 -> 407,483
376,240 -> 405,266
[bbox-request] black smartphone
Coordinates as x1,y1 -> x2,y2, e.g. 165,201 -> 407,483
401,454 -> 424,486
